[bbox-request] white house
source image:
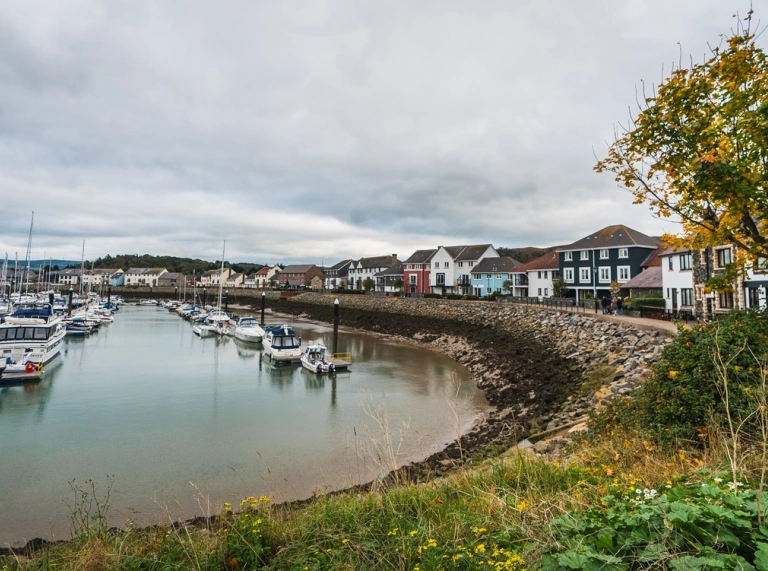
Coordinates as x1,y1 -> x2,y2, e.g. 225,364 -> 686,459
744,255 -> 768,310
124,267 -> 168,286
348,255 -> 399,290
226,273 -> 245,288
429,244 -> 498,295
200,268 -> 232,287
514,251 -> 560,299
251,266 -> 279,289
659,248 -> 694,313
82,269 -> 123,288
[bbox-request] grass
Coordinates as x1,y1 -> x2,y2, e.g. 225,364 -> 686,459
1,432 -> 729,571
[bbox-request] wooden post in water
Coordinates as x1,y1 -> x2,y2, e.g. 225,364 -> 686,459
68,286 -> 73,317
333,298 -> 339,355
260,291 -> 266,325
108,285 -> 111,307
202,287 -> 206,307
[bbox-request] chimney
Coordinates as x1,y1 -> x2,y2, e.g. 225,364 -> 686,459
392,254 -> 397,265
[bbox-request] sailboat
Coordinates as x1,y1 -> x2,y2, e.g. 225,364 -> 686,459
193,241 -> 230,337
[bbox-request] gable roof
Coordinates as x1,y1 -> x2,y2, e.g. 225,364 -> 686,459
254,266 -> 273,276
439,244 -> 495,261
404,249 -> 437,264
559,225 -> 659,251
327,259 -> 353,271
279,264 -> 316,274
374,262 -> 404,277
621,266 -> 663,289
473,257 -> 521,273
356,255 -> 398,269
514,250 -> 560,272
640,245 -> 666,268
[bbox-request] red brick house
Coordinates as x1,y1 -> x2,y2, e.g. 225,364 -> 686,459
274,265 -> 326,289
402,249 -> 437,295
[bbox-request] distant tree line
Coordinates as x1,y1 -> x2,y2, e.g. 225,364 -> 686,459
91,254 -> 264,276
496,246 -> 557,264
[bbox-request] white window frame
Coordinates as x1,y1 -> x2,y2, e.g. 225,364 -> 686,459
599,249 -> 609,259
580,250 -> 589,261
579,267 -> 591,282
564,252 -> 573,262
598,266 -> 611,283
563,268 -> 574,283
617,265 -> 630,282
618,248 -> 629,259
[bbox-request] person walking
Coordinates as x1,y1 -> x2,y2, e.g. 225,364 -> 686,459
616,296 -> 623,315
601,295 -> 610,314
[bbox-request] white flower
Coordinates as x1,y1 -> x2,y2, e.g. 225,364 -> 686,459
714,477 -> 723,484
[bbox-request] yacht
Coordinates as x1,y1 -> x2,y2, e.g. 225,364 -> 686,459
233,316 -> 265,343
262,324 -> 302,364
300,342 -> 335,374
0,305 -> 66,366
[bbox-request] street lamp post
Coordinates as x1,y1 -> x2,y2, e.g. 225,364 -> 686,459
225,290 -> 229,312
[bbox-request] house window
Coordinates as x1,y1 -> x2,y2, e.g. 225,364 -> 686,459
434,262 -> 439,269
553,270 -> 559,279
564,252 -> 573,261
681,288 -> 693,306
538,288 -> 542,295
486,273 -> 492,279
599,249 -> 609,259
668,257 -> 674,271
468,262 -> 474,267
617,266 -> 630,282
544,288 -> 548,296
564,268 -> 574,283
537,271 -> 542,279
579,267 -> 590,282
444,262 -> 449,268
719,291 -> 734,309
618,248 -> 628,258
680,253 -> 692,270
436,273 -> 445,285
544,271 -> 548,278
472,273 -> 479,280
599,267 -> 611,282
756,257 -> 768,272
458,262 -> 463,268
409,275 -> 417,285
580,250 -> 589,260
716,248 -> 732,268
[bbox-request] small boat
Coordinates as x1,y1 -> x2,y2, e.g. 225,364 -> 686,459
233,317 -> 265,343
300,342 -> 335,374
262,324 -> 302,364
138,299 -> 159,306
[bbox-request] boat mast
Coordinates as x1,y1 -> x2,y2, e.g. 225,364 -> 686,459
23,211 -> 34,297
2,253 -> 7,301
80,240 -> 85,295
218,240 -> 225,309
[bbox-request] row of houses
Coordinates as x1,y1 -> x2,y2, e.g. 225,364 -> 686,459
4,224 -> 765,319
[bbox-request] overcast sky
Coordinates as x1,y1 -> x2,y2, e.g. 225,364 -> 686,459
0,1 -> 754,265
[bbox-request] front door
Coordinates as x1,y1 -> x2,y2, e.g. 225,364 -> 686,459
671,289 -> 678,310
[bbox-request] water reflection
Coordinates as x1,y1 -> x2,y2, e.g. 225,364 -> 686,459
0,306 -> 487,546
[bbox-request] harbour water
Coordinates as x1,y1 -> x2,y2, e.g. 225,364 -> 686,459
0,305 -> 487,546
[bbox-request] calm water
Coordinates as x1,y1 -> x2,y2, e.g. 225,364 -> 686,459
0,306 -> 486,546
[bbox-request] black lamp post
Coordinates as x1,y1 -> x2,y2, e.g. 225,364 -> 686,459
225,290 -> 229,312
68,285 -> 73,317
174,286 -> 178,301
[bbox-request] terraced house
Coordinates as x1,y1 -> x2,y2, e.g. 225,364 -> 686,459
558,225 -> 660,302
429,244 -> 498,295
348,255 -> 399,291
402,249 -> 436,295
470,257 -> 521,298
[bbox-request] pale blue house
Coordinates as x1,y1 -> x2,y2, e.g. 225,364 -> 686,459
471,257 -> 522,298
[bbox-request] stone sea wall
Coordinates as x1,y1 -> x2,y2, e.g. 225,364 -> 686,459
273,293 -> 673,464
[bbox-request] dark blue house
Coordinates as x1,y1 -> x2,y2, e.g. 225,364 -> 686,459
558,225 -> 660,302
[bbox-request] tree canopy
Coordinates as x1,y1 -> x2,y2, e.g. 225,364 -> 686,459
595,12 -> 768,268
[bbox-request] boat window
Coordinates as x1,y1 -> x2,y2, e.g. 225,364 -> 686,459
7,328 -> 20,340
34,328 -> 48,340
0,330 -> 6,341
24,328 -> 37,340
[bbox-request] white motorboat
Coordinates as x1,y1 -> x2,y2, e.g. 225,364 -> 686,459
300,342 -> 335,374
262,324 -> 302,364
0,305 -> 66,366
233,316 -> 265,343
138,299 -> 159,306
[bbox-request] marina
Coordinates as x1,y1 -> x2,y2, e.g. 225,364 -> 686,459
0,304 -> 486,547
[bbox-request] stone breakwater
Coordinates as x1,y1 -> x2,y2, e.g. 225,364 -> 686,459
275,293 -> 673,469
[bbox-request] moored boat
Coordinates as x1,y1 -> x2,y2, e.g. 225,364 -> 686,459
300,342 -> 335,374
262,324 -> 302,364
0,305 -> 66,366
233,316 -> 265,343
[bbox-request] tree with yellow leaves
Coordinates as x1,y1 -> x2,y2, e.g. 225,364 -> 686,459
596,11 -> 767,276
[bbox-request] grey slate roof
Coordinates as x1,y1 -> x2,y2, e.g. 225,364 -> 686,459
374,262 -> 404,277
473,257 -> 521,273
559,225 -> 659,251
280,264 -> 316,273
622,266 -> 663,289
439,244 -> 495,261
404,249 -> 437,264
328,259 -> 353,271
357,255 -> 397,269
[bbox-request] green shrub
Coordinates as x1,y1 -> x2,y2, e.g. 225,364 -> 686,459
592,309 -> 768,445
424,293 -> 442,299
542,473 -> 768,570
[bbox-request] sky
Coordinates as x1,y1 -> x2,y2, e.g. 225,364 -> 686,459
0,1 -> 757,265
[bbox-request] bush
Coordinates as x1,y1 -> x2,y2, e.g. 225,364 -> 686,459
592,309 -> 768,445
423,293 -> 442,299
464,295 -> 481,301
542,474 -> 768,570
